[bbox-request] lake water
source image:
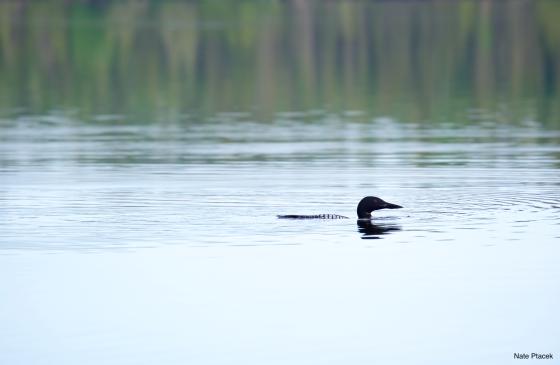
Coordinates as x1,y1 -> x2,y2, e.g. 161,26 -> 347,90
1,1 -> 559,364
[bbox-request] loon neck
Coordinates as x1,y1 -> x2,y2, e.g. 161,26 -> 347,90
357,211 -> 372,219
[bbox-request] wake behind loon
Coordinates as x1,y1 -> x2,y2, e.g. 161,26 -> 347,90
277,196 -> 402,219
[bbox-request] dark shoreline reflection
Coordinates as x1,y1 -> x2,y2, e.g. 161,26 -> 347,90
357,220 -> 401,240
0,0 -> 558,125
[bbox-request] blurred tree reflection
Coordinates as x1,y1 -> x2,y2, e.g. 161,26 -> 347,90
0,0 -> 558,125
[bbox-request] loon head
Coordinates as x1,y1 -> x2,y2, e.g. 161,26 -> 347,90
357,196 -> 402,219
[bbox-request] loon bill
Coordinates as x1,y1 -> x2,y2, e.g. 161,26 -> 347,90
277,196 -> 402,219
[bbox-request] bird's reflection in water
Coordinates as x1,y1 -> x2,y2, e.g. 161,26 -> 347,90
357,220 -> 401,239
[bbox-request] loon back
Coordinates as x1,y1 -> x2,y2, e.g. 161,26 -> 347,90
277,214 -> 349,219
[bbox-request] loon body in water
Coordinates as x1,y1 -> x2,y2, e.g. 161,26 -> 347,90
277,196 -> 402,219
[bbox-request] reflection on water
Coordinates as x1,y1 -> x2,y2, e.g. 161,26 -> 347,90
357,220 -> 402,239
1,1 -> 560,365
0,0 -> 559,124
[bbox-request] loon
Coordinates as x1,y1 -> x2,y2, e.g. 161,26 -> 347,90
277,196 -> 402,219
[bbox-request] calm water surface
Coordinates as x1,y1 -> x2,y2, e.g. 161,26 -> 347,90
1,1 -> 560,364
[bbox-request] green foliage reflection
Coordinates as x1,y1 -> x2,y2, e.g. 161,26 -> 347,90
0,0 -> 558,125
